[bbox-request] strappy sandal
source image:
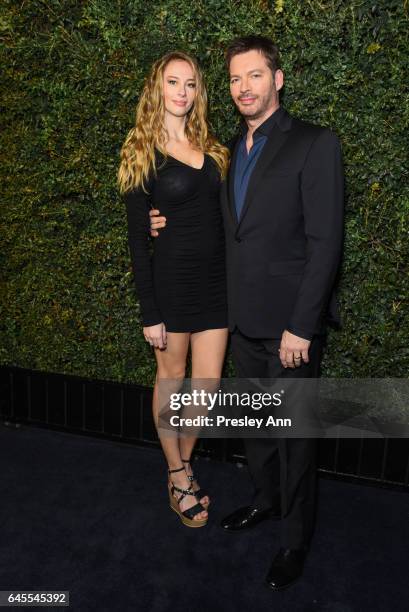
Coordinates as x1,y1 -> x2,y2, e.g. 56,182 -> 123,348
168,466 -> 208,528
181,458 -> 210,508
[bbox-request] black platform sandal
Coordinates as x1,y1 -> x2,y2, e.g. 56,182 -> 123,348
181,458 -> 210,508
168,466 -> 208,528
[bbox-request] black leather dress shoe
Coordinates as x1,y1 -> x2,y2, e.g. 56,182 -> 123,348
265,547 -> 306,590
221,505 -> 280,532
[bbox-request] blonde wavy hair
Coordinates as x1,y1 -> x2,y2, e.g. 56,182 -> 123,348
117,51 -> 230,194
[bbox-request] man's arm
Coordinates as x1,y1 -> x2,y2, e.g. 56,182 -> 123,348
286,128 -> 344,339
149,208 -> 166,237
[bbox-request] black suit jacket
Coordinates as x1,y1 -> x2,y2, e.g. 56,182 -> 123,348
220,106 -> 344,340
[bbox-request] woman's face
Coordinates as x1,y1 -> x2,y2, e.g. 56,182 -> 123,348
162,59 -> 197,118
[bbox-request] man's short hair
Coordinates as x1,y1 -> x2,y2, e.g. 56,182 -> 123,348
225,35 -> 281,74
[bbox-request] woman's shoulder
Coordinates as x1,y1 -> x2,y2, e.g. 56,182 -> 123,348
123,174 -> 154,202
125,153 -> 166,198
153,147 -> 170,164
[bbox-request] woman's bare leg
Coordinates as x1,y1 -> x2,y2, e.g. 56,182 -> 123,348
179,328 -> 229,504
153,331 -> 207,520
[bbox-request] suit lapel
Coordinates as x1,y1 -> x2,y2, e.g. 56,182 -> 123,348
226,134 -> 241,227
235,122 -> 290,233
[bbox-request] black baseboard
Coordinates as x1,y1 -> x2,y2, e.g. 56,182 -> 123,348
1,365 -> 408,491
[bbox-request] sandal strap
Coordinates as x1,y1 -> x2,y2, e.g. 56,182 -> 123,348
195,487 -> 208,499
184,476 -> 209,501
171,483 -> 195,497
168,466 -> 185,474
177,460 -> 208,502
181,459 -> 196,482
182,501 -> 206,520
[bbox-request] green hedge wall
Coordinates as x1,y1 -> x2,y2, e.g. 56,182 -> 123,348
1,0 -> 408,385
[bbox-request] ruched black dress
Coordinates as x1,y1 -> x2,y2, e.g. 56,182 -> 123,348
124,151 -> 227,332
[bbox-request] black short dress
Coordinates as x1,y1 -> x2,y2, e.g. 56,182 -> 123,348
124,151 -> 228,332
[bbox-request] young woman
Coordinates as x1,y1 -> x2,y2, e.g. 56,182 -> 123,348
117,51 -> 229,527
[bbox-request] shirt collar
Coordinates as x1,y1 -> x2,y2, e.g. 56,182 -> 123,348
239,105 -> 282,139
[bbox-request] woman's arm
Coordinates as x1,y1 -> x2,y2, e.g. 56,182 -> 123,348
124,186 -> 163,327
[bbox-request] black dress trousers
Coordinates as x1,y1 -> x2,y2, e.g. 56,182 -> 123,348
230,327 -> 325,551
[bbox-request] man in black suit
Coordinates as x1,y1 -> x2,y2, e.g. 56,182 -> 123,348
150,36 -> 344,590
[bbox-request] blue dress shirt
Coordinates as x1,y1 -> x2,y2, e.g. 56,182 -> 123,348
233,107 -> 281,221
234,133 -> 267,220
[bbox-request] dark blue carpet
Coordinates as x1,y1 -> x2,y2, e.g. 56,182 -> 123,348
1,424 -> 408,612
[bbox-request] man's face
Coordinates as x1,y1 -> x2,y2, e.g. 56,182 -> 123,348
229,50 -> 283,120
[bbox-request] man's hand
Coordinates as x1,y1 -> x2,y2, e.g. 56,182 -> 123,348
143,323 -> 167,349
149,208 -> 166,237
278,330 -> 310,368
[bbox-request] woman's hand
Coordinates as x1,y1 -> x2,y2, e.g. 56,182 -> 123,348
143,323 -> 167,349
